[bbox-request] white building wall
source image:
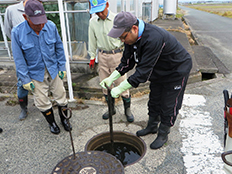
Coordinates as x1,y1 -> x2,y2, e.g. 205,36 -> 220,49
151,0 -> 159,20
108,0 -> 117,13
108,0 -> 159,22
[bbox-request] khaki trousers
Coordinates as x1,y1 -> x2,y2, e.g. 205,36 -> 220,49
98,51 -> 129,97
32,69 -> 67,112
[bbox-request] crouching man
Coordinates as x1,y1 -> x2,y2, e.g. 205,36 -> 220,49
100,12 -> 192,149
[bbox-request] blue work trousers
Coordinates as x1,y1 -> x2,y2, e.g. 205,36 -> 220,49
17,77 -> 28,99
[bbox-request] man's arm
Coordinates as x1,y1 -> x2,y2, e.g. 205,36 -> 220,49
11,27 -> 31,85
116,44 -> 136,76
54,25 -> 66,72
88,19 -> 97,59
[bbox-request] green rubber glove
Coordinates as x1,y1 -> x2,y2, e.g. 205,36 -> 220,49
58,71 -> 66,80
23,81 -> 35,92
100,70 -> 121,89
111,79 -> 132,98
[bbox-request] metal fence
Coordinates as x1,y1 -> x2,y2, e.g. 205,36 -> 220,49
0,0 -> 90,62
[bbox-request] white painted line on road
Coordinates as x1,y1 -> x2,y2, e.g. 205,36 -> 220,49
179,94 -> 225,174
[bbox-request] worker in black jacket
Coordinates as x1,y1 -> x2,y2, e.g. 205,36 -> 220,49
100,11 -> 192,149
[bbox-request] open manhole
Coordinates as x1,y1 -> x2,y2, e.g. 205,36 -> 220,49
51,108 -> 124,174
85,131 -> 146,167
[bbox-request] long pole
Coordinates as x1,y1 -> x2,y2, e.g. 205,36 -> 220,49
57,0 -> 75,102
64,2 -> 73,61
107,86 -> 115,155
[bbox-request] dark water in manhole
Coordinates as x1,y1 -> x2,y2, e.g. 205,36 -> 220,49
95,142 -> 141,166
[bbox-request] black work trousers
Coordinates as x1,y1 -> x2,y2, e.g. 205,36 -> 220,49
148,74 -> 189,127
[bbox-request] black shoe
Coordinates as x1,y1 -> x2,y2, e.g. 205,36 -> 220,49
61,119 -> 72,131
102,109 -> 116,120
122,96 -> 134,123
125,108 -> 134,123
136,116 -> 160,137
103,95 -> 116,120
0,128 -> 3,133
41,108 -> 60,134
150,135 -> 168,149
136,126 -> 158,137
150,123 -> 170,149
18,96 -> 28,121
49,122 -> 60,134
58,105 -> 72,131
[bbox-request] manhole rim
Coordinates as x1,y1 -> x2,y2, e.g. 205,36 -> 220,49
85,131 -> 147,167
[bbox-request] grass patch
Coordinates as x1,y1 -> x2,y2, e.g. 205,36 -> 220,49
157,7 -> 196,45
159,7 -> 185,19
185,3 -> 232,18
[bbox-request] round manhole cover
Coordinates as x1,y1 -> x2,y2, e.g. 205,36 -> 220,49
52,151 -> 124,174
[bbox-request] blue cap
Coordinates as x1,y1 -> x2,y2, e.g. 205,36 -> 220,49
89,0 -> 107,14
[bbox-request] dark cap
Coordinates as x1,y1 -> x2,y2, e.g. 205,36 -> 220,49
25,0 -> 47,25
108,11 -> 137,38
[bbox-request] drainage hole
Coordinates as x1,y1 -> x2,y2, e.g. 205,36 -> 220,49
202,73 -> 216,81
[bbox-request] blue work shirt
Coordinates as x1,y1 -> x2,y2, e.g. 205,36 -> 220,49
11,20 -> 66,85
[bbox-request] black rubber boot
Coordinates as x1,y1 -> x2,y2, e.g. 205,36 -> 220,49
136,115 -> 160,137
58,105 -> 72,131
42,108 -> 60,134
102,95 -> 116,120
122,96 -> 134,123
150,123 -> 170,149
18,96 -> 28,121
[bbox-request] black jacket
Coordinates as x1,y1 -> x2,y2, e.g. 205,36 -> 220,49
116,23 -> 192,88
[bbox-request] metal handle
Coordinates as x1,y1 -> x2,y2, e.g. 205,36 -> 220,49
61,107 -> 76,159
61,107 -> 72,120
222,150 -> 232,166
223,90 -> 229,147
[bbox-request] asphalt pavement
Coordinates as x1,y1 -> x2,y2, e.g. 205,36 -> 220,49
0,16 -> 230,173
180,5 -> 232,74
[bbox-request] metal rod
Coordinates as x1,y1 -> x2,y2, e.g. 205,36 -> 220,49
61,107 -> 76,159
106,85 -> 115,155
